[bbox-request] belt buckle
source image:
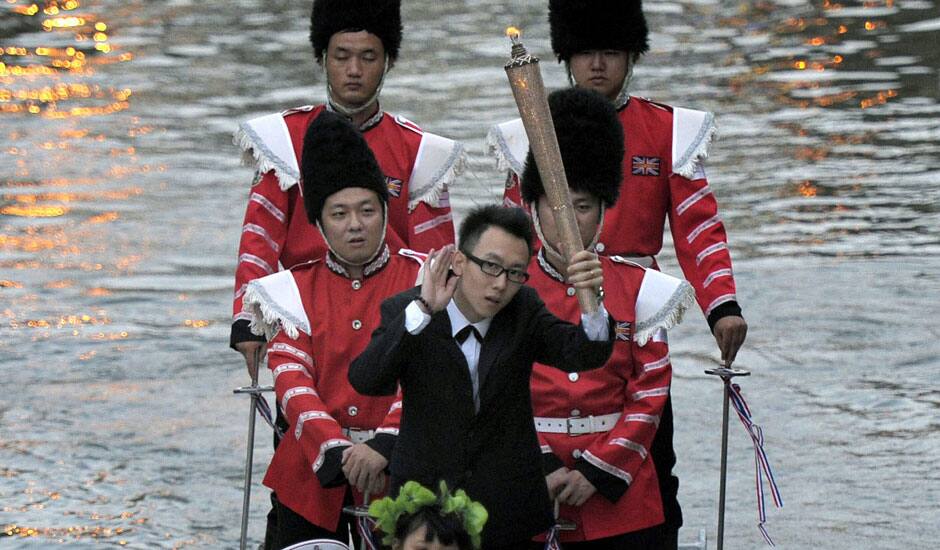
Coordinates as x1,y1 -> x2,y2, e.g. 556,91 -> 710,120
566,417 -> 580,436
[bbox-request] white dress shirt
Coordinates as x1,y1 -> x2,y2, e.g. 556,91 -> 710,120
404,297 -> 610,411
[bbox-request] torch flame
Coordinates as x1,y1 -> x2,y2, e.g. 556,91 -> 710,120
505,26 -> 522,43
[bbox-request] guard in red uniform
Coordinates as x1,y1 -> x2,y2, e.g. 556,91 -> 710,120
232,0 -> 462,374
487,1 -> 747,545
242,112 -> 425,549
522,88 -> 695,548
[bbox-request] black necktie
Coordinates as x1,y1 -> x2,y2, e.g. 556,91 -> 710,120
456,325 -> 481,345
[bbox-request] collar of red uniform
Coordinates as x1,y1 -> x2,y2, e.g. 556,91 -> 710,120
325,102 -> 385,132
325,244 -> 391,279
536,248 -> 567,283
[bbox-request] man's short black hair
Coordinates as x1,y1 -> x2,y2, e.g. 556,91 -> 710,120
458,205 -> 533,257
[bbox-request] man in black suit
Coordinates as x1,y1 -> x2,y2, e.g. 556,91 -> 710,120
349,205 -> 614,549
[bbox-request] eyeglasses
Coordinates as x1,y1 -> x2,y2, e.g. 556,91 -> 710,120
463,252 -> 530,284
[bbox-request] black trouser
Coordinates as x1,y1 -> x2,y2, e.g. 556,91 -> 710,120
273,487 -> 360,550
651,395 -> 681,550
559,524 -> 663,549
262,406 -> 291,550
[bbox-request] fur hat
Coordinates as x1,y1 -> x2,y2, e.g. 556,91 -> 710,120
520,88 -> 623,208
310,0 -> 403,61
301,111 -> 388,224
548,0 -> 649,61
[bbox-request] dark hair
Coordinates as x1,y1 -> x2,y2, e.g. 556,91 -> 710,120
458,205 -> 533,257
395,505 -> 473,550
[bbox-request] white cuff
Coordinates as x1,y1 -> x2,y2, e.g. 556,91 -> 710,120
405,300 -> 432,335
581,304 -> 610,342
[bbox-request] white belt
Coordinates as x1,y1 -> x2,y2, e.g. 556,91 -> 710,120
342,427 -> 375,444
534,413 -> 621,436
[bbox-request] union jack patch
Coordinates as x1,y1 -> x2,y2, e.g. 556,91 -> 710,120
385,177 -> 402,198
632,156 -> 661,176
615,321 -> 633,342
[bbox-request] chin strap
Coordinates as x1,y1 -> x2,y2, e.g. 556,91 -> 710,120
327,55 -> 389,117
529,200 -> 605,268
316,203 -> 389,268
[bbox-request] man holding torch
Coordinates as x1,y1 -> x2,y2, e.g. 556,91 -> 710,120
522,87 -> 696,548
488,1 -> 748,546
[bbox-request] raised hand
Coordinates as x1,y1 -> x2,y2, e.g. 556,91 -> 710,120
419,245 -> 458,314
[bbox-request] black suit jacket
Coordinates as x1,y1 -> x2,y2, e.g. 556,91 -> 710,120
349,285 -> 614,547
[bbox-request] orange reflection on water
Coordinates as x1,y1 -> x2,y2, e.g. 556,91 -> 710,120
0,204 -> 68,217
1,0 -> 131,118
799,181 -> 818,198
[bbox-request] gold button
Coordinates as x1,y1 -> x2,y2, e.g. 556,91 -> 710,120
352,320 -> 362,330
352,280 -> 362,290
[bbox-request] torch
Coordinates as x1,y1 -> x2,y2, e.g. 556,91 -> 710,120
504,27 -> 597,313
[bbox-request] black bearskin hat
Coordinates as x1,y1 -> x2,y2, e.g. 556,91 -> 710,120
521,88 -> 623,209
548,0 -> 649,61
301,111 -> 388,224
310,0 -> 402,61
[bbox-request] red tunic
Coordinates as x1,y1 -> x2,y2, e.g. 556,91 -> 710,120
233,105 -> 456,326
499,97 -> 738,319
528,254 -> 683,541
245,249 -> 423,529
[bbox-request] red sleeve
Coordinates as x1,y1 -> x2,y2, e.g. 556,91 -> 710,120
667,169 -> 738,318
575,338 -> 672,499
267,332 -> 350,473
232,171 -> 292,323
405,197 -> 455,251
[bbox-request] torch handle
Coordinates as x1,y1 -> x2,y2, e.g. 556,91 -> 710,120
506,60 -> 597,312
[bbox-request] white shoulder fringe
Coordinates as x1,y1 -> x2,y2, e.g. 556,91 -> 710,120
233,111 -> 303,192
672,107 -> 717,180
408,133 -> 466,212
634,269 -> 697,347
485,118 -> 528,177
242,271 -> 310,341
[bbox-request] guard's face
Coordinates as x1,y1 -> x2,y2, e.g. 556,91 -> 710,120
323,30 -> 387,108
452,226 -> 530,323
568,49 -> 632,101
320,187 -> 384,265
536,189 -> 602,253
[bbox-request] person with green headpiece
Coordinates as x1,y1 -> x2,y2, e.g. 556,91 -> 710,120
370,481 -> 488,550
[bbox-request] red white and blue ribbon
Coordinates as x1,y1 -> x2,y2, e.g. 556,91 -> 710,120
544,525 -> 562,550
356,516 -> 380,550
256,395 -> 284,439
729,383 -> 783,546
